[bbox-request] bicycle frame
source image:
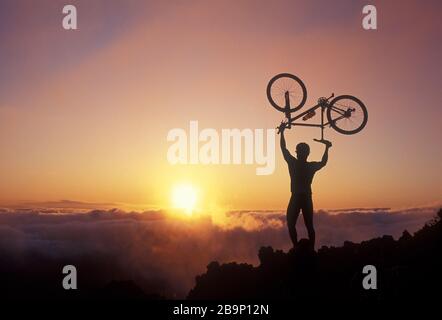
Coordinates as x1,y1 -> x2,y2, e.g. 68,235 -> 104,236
283,93 -> 350,140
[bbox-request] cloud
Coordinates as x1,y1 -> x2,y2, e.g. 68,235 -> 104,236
0,205 -> 439,298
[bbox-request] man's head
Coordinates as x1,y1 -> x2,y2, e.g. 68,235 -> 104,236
296,142 -> 310,161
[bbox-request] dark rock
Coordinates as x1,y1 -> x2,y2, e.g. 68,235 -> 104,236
188,209 -> 442,304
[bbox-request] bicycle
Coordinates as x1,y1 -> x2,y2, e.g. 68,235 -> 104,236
267,73 -> 368,141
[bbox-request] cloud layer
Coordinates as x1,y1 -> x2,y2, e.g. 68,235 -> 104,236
0,205 -> 439,298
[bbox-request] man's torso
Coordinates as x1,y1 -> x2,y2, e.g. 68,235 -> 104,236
287,158 -> 321,194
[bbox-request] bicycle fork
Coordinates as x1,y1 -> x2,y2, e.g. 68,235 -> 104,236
320,104 -> 324,140
284,91 -> 292,129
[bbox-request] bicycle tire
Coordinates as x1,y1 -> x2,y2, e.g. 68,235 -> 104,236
326,95 -> 368,135
266,73 -> 307,113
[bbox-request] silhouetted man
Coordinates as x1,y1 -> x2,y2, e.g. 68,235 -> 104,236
279,124 -> 332,250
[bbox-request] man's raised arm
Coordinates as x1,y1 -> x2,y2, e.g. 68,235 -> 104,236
279,123 -> 292,162
315,139 -> 332,168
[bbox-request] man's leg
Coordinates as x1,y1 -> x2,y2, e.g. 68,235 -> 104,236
286,194 -> 301,247
302,195 -> 315,249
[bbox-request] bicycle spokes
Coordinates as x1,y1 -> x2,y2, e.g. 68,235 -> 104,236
327,96 -> 368,135
267,73 -> 307,112
271,78 -> 303,108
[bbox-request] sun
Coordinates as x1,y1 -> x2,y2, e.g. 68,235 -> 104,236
171,183 -> 198,214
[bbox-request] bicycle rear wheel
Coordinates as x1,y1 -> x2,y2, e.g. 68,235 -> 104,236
326,95 -> 368,135
266,73 -> 307,113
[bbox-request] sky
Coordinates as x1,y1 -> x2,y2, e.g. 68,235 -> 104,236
0,0 -> 441,211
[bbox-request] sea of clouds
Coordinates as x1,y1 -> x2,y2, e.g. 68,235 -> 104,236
0,204 -> 439,298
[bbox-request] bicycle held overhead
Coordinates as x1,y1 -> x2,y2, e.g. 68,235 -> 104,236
268,73 -> 368,250
267,73 -> 368,141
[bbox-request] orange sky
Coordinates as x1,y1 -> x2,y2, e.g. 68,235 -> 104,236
0,0 -> 441,210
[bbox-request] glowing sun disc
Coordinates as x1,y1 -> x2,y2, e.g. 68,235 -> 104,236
172,184 -> 197,214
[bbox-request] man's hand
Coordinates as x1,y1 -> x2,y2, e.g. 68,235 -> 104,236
277,121 -> 287,134
314,139 -> 332,148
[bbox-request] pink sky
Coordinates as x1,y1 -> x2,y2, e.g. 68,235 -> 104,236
0,0 -> 441,210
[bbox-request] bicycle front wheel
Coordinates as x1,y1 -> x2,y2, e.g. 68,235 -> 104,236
266,73 -> 307,113
326,95 -> 368,135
